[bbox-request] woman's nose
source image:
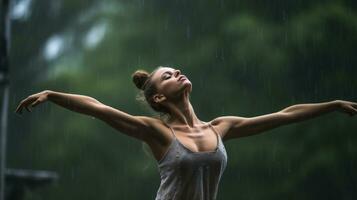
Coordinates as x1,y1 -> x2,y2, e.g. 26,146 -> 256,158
175,70 -> 181,77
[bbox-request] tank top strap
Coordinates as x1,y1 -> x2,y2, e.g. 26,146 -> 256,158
207,122 -> 222,139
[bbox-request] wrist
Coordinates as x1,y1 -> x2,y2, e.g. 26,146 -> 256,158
44,90 -> 53,99
332,100 -> 342,110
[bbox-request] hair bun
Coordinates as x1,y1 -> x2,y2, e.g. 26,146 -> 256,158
132,70 -> 150,90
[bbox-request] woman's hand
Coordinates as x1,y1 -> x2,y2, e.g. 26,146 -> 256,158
335,100 -> 357,116
15,90 -> 51,114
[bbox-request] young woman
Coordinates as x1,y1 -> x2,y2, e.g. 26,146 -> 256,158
15,66 -> 357,200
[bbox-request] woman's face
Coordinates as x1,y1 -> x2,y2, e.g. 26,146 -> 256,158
151,67 -> 192,101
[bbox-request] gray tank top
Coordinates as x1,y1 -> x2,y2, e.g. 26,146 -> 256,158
155,122 -> 228,200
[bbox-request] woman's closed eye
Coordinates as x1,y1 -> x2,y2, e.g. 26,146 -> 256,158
164,75 -> 171,80
162,70 -> 176,80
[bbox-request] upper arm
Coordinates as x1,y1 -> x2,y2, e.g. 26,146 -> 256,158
213,112 -> 292,141
91,104 -> 158,142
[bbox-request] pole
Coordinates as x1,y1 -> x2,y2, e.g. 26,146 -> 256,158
0,0 -> 10,199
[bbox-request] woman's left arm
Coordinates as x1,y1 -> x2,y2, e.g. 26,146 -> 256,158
280,100 -> 357,122
214,100 -> 357,141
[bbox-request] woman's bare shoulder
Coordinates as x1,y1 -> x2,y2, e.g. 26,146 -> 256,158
208,116 -> 246,141
140,116 -> 167,129
139,116 -> 172,144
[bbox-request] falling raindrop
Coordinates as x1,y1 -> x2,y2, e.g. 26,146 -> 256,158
186,25 -> 191,39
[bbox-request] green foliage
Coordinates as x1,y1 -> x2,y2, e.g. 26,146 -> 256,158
8,0 -> 357,199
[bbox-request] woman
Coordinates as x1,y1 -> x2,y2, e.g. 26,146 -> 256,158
15,66 -> 357,200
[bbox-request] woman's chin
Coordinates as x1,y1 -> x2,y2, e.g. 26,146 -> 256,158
184,83 -> 192,94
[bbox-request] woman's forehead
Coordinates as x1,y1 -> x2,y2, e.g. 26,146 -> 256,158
158,67 -> 175,73
153,67 -> 175,79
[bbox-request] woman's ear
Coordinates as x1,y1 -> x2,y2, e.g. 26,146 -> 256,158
153,94 -> 166,103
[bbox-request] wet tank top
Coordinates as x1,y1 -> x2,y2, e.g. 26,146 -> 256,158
155,122 -> 228,200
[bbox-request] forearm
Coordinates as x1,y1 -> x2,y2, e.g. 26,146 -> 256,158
46,90 -> 103,116
280,100 -> 340,123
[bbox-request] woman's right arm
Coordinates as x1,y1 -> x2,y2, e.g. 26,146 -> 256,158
15,90 -> 158,142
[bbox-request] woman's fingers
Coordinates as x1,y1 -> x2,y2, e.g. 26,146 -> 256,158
337,101 -> 357,117
15,104 -> 21,113
31,100 -> 40,108
15,100 -> 26,114
25,106 -> 32,112
351,106 -> 357,115
347,104 -> 357,116
351,103 -> 357,109
15,106 -> 22,114
15,97 -> 34,114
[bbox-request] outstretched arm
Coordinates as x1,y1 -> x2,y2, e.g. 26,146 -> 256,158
280,100 -> 356,122
213,100 -> 357,141
15,90 -> 157,142
16,90 -> 107,116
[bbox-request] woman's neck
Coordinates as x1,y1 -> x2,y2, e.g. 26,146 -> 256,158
166,94 -> 202,128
